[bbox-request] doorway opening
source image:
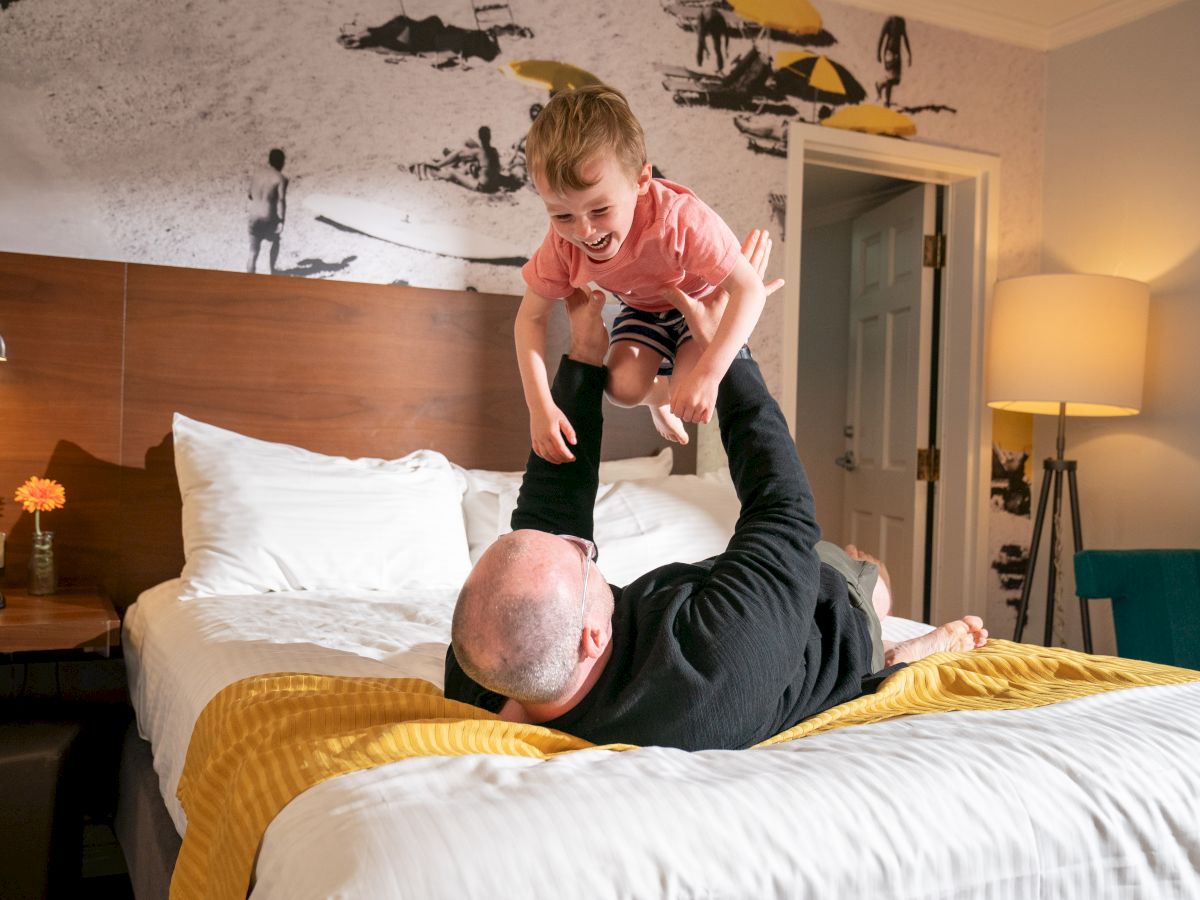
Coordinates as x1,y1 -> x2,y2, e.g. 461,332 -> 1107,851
782,124 -> 999,626
794,167 -> 940,621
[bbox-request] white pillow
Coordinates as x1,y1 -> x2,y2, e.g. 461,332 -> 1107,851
597,447 -> 674,483
455,447 -> 673,564
172,414 -> 472,598
496,469 -> 740,586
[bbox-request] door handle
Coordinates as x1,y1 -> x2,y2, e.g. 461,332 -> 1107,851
835,450 -> 857,471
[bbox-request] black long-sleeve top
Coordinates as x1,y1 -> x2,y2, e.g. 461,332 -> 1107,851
444,355 -> 876,750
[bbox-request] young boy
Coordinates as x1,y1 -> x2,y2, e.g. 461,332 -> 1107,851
516,84 -> 768,463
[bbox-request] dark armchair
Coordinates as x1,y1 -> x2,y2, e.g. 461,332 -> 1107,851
1074,549 -> 1200,670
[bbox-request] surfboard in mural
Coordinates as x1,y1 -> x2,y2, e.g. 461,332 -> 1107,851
304,193 -> 528,266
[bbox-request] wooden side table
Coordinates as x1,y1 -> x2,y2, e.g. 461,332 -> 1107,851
0,588 -> 120,657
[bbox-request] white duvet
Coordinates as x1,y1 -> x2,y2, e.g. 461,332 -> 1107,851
125,580 -> 1200,899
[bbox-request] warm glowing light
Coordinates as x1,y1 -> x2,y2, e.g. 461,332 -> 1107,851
986,274 -> 1150,417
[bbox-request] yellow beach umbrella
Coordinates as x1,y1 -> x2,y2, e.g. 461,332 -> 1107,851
729,0 -> 821,35
773,52 -> 866,116
821,103 -> 917,137
501,60 -> 603,95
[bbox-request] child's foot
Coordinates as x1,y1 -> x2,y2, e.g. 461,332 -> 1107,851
650,402 -> 689,444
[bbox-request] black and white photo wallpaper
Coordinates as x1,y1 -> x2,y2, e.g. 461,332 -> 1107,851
1,0 -> 1052,631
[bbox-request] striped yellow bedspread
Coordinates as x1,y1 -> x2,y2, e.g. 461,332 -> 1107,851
169,640 -> 1200,900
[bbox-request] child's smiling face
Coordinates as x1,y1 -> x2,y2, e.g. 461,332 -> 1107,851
536,155 -> 652,262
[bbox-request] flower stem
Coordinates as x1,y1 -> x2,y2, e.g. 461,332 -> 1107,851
34,509 -> 41,536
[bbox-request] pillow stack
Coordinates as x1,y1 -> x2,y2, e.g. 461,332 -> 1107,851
172,414 -> 472,598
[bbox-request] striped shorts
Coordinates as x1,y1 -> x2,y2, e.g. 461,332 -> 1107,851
610,303 -> 694,376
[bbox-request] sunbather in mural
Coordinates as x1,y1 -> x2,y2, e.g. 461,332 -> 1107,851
502,103 -> 544,187
662,44 -> 797,115
339,14 -> 502,67
410,126 -> 525,195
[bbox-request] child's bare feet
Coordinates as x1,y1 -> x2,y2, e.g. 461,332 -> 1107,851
647,377 -> 689,443
884,616 -> 988,666
650,402 -> 690,444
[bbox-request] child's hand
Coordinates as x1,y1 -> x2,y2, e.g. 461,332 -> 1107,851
531,403 -> 577,464
669,371 -> 720,425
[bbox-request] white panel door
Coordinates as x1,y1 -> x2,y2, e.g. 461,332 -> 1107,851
841,184 -> 935,620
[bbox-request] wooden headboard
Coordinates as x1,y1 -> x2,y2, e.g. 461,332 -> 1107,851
0,251 -> 694,609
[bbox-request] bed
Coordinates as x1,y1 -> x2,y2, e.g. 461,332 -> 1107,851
119,419 -> 1200,899
3,253 -> 1199,899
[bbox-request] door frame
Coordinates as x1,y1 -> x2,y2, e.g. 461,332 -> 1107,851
782,123 -> 1000,625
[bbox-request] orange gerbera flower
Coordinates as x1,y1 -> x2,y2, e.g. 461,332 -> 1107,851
15,476 -> 67,518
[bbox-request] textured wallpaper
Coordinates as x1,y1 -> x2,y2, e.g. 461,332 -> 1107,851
0,0 -> 1047,631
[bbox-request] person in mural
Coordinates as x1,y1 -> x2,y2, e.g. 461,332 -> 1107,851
503,103 -> 544,187
412,126 -> 504,193
246,148 -> 288,275
696,2 -> 731,73
516,83 -> 768,457
444,240 -> 989,750
338,14 -> 501,67
875,15 -> 912,107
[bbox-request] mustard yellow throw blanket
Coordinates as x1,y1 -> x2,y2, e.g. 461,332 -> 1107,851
170,640 -> 1200,900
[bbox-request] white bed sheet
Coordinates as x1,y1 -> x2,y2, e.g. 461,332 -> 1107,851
124,581 -> 1200,899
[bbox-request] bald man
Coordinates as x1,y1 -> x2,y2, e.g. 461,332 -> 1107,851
445,231 -> 987,750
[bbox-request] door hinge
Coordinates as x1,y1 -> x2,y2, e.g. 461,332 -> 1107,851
923,233 -> 946,269
917,447 -> 940,482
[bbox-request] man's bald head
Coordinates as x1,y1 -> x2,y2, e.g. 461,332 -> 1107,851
452,530 -> 607,705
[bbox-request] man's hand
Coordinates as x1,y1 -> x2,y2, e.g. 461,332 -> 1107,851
564,287 -> 609,366
530,402 -> 577,464
663,228 -> 782,349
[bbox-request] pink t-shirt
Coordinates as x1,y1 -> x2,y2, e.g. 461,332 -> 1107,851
522,179 -> 741,314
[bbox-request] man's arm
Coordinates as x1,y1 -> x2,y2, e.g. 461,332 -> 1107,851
510,290 -> 608,541
666,230 -> 820,655
669,253 -> 766,424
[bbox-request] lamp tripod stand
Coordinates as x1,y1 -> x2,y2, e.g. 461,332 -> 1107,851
1012,403 -> 1093,652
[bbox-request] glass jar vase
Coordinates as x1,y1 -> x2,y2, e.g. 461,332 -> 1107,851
28,530 -> 57,596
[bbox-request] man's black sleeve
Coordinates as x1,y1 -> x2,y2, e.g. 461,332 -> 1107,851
672,356 -> 823,673
509,355 -> 606,541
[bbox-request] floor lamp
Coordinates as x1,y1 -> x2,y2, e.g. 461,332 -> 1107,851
986,274 -> 1149,651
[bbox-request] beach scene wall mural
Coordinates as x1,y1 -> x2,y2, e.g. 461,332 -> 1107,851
1,0 -> 1039,296
1,0 -> 1047,634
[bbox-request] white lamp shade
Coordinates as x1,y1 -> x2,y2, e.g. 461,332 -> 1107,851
986,274 -> 1149,416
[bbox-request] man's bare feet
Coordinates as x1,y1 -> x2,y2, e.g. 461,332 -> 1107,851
884,616 -> 988,666
647,377 -> 689,443
565,288 -> 609,366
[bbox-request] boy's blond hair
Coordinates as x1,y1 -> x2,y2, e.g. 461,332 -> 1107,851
525,84 -> 647,196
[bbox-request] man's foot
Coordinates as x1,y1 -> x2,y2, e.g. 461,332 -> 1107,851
564,288 -> 609,366
884,616 -> 988,666
650,401 -> 689,444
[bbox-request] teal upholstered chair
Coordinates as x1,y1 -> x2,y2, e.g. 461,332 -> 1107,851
1074,550 -> 1200,670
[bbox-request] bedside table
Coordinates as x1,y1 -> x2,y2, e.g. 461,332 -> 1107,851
1,588 -> 129,897
0,588 -> 120,657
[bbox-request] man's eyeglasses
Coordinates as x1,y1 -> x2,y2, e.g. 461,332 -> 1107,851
556,534 -> 598,627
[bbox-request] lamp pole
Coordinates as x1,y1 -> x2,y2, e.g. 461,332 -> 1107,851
1012,402 -> 1092,652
